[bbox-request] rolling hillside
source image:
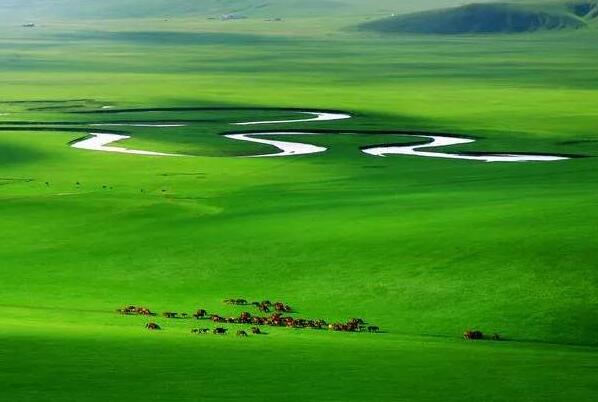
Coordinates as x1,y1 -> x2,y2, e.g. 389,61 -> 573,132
1,0 -> 597,401
359,1 -> 596,34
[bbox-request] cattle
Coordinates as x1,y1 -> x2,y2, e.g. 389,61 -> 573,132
274,302 -> 292,312
145,323 -> 161,330
224,298 -> 248,306
313,320 -> 327,329
210,314 -> 225,322
137,307 -> 154,316
464,330 -> 483,340
193,309 -> 208,319
306,320 -> 325,329
346,320 -> 361,331
239,312 -> 252,323
491,333 -> 501,341
251,316 -> 266,325
117,306 -> 154,316
120,298 -> 379,339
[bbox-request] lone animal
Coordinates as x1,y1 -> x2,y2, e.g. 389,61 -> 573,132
191,328 -> 199,334
367,326 -> 380,333
251,327 -> 262,334
464,330 -> 484,340
236,330 -> 248,337
145,323 -> 161,330
491,333 -> 501,341
193,309 -> 208,319
213,327 -> 228,335
162,312 -> 178,319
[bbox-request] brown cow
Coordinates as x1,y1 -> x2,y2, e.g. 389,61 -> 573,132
145,323 -> 161,330
464,330 -> 483,340
213,327 -> 228,335
210,314 -> 225,322
239,312 -> 252,323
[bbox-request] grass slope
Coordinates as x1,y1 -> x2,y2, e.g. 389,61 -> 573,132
359,1 -> 593,34
0,11 -> 597,402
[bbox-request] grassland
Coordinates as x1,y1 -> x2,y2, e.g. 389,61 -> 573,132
0,9 -> 597,402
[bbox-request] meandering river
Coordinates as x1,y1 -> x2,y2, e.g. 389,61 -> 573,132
70,109 -> 569,162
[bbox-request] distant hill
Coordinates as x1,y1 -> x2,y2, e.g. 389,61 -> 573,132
0,0 -> 497,21
567,0 -> 598,17
359,1 -> 596,34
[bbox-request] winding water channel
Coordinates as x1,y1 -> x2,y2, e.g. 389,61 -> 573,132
68,109 -> 569,162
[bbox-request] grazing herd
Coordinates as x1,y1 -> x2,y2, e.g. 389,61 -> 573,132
118,299 -> 501,341
118,299 -> 382,338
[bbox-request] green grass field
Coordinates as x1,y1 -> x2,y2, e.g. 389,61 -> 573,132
1,2 -> 597,401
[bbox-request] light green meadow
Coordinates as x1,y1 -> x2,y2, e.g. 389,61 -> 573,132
0,2 -> 597,401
